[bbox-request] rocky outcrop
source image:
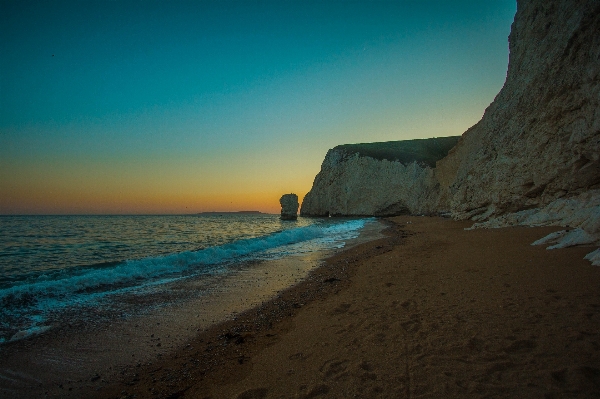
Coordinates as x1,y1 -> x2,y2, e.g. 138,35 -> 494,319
436,0 -> 600,221
468,189 -> 600,264
279,194 -> 299,220
300,137 -> 459,217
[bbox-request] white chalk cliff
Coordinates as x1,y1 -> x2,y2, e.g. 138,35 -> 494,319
437,0 -> 599,221
300,138 -> 459,217
301,0 -> 600,263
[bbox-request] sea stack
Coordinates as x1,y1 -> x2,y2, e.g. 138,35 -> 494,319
279,194 -> 299,220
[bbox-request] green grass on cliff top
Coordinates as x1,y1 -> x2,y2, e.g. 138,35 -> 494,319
333,136 -> 460,168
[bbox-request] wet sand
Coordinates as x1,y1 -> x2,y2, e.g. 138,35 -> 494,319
0,219 -> 385,398
5,216 -> 600,398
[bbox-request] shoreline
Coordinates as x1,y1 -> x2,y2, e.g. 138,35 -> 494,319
99,215 -> 600,399
3,215 -> 600,398
0,218 -> 386,399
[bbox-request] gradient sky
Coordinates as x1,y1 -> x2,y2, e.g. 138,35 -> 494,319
0,0 -> 517,214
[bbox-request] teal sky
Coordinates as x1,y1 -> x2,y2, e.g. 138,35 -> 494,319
0,0 -> 517,214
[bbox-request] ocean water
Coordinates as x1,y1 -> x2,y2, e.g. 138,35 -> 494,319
0,214 -> 372,343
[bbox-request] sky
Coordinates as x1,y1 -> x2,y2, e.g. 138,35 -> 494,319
0,0 -> 517,215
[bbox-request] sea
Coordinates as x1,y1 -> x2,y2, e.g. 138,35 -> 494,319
0,214 -> 374,344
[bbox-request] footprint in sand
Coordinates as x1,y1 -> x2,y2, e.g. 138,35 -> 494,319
484,361 -> 515,376
331,303 -> 352,315
320,359 -> 350,380
297,384 -> 330,399
504,339 -> 537,353
467,336 -> 484,352
400,300 -> 415,310
400,314 -> 422,333
289,352 -> 309,361
236,387 -> 268,399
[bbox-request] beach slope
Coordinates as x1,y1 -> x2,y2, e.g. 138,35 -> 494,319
96,216 -> 600,398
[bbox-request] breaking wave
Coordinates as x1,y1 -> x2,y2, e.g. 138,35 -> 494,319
0,218 -> 369,342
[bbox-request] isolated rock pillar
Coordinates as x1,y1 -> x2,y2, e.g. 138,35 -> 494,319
280,194 -> 299,220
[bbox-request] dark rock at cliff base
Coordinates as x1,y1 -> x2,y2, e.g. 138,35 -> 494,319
280,194 -> 299,220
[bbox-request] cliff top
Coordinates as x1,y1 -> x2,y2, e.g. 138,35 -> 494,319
333,136 -> 460,168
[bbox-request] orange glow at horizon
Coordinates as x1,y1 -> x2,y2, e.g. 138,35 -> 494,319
0,155 -> 313,215
0,184 -> 308,215
0,138 -> 323,214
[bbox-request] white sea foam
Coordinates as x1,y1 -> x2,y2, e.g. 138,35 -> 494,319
0,218 -> 369,341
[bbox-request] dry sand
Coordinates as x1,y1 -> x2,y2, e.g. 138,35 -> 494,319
13,216 -> 600,398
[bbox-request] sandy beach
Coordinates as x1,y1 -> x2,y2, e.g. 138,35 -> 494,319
4,215 -> 600,398
2,1 -> 598,398
85,216 -> 600,398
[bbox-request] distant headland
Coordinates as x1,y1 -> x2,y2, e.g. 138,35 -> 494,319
196,211 -> 266,215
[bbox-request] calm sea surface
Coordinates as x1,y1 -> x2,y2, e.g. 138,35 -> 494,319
0,214 -> 371,343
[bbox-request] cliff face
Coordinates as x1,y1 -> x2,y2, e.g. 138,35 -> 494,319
300,137 -> 459,217
437,0 -> 600,221
300,0 -> 600,260
303,0 -> 600,265
302,0 -> 599,220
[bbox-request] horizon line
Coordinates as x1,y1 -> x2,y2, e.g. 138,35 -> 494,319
0,212 -> 278,217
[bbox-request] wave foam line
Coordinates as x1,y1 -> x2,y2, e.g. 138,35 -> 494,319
0,219 -> 367,314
